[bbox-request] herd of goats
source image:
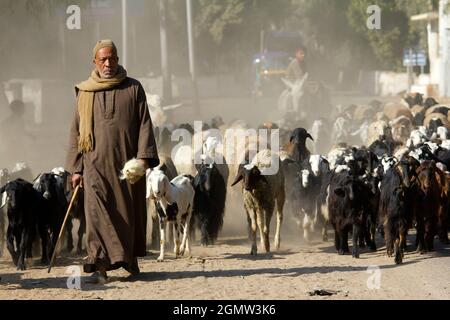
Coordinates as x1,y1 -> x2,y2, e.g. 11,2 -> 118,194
1,91 -> 450,272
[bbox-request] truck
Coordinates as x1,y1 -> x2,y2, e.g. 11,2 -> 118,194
252,30 -> 304,97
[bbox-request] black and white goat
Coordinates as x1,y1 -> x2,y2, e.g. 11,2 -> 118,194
147,169 -> 195,261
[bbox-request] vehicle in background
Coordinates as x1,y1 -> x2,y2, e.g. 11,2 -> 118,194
252,31 -> 303,97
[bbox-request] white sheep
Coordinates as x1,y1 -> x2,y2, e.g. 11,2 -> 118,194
147,169 -> 195,261
441,139 -> 450,150
406,128 -> 428,148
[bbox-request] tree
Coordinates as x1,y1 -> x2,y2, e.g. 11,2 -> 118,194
347,0 -> 438,70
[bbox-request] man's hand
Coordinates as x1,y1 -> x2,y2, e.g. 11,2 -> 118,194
137,159 -> 149,170
72,173 -> 83,189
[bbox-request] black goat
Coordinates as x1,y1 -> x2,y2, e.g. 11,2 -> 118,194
328,170 -> 367,258
289,128 -> 313,163
404,93 -> 423,108
379,156 -> 419,264
33,173 -> 69,258
0,179 -> 47,270
192,162 -> 227,246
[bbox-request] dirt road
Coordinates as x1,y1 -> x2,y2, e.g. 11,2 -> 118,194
1,232 -> 449,300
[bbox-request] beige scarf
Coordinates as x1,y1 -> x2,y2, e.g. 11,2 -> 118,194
75,65 -> 127,153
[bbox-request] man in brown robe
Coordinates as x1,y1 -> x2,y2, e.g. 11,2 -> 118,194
66,40 -> 159,283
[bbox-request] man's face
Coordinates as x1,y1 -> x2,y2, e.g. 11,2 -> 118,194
94,47 -> 119,79
296,49 -> 305,62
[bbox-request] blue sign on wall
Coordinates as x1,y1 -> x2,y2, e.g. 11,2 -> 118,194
403,49 -> 427,67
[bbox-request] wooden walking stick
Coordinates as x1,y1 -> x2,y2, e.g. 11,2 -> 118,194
48,184 -> 81,273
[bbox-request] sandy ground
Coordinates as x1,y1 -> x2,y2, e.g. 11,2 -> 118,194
1,228 -> 449,300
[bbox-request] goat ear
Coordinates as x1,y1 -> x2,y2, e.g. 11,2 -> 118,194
282,158 -> 295,165
193,174 -> 201,189
159,163 -> 168,173
231,173 -> 243,187
0,190 -> 7,209
334,187 -> 345,198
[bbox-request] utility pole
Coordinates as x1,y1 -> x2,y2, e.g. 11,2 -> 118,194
186,0 -> 199,113
407,48 -> 414,93
160,0 -> 172,104
122,0 -> 127,69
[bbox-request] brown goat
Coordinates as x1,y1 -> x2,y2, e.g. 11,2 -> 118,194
415,161 -> 442,253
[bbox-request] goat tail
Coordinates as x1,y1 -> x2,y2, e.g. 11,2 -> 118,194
182,174 -> 195,186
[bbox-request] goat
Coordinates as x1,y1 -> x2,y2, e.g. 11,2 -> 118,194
231,149 -> 285,255
192,162 -> 227,246
414,161 -> 442,253
0,179 -> 47,270
379,156 -> 419,264
33,173 -> 69,258
327,170 -> 367,258
147,170 -> 195,261
146,154 -> 178,250
288,128 -> 313,163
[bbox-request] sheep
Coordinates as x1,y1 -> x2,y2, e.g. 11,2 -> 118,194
383,102 -> 413,122
390,116 -> 412,144
425,105 -> 450,118
424,113 -> 450,132
366,118 -> 390,146
147,169 -> 195,261
406,128 -> 429,148
231,149 -> 285,255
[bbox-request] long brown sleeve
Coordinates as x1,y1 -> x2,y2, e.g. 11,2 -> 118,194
136,84 -> 160,168
65,106 -> 84,174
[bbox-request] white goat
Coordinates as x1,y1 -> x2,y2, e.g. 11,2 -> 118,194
406,128 -> 428,148
147,169 -> 195,261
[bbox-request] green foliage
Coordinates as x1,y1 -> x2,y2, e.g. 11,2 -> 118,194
346,0 -> 437,70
